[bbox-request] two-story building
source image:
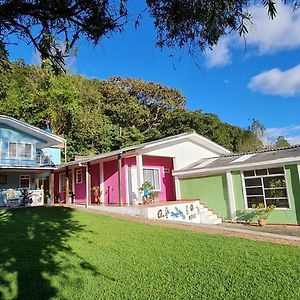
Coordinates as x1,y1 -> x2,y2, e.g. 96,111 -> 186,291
0,115 -> 66,206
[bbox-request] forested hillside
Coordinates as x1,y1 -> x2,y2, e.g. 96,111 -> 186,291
0,61 -> 261,160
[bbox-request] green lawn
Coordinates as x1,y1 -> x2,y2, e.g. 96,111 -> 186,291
0,207 -> 299,300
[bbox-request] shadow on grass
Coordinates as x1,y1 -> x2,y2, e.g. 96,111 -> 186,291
0,206 -> 83,299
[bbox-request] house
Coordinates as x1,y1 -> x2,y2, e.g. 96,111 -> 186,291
173,146 -> 300,225
0,115 -> 66,206
54,132 -> 230,206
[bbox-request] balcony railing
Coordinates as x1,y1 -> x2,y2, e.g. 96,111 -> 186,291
36,154 -> 53,166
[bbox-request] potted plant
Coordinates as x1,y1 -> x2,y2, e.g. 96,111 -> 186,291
252,203 -> 276,226
139,181 -> 159,204
91,186 -> 102,204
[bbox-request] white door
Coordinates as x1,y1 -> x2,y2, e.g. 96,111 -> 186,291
127,167 -> 139,205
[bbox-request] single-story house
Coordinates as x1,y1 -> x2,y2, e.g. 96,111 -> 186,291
174,146 -> 300,225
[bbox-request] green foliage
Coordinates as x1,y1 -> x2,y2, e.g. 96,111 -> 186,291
252,203 -> 276,220
274,136 -> 291,148
0,62 -> 261,159
0,207 -> 300,299
139,181 -> 159,203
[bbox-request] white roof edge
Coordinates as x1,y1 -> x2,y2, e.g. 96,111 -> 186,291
173,156 -> 300,177
0,115 -> 66,145
58,131 -> 230,168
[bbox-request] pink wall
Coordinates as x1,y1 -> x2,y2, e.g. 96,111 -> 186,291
54,154 -> 175,205
74,167 -> 86,205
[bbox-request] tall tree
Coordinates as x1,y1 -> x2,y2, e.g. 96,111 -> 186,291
274,136 -> 291,148
0,1 -> 299,71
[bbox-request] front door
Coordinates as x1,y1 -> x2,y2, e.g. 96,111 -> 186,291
127,167 -> 139,205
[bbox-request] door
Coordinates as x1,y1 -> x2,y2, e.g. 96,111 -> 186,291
127,167 -> 139,204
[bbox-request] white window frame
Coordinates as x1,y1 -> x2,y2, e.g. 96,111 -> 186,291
76,169 -> 83,184
8,141 -> 33,159
242,166 -> 291,210
19,175 -> 31,189
143,167 -> 161,191
59,173 -> 66,192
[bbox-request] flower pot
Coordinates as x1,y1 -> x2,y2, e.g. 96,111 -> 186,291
258,219 -> 267,226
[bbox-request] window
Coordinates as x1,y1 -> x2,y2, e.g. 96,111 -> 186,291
143,168 -> 160,190
20,175 -> 30,189
76,169 -> 82,184
243,167 -> 289,209
9,142 -> 32,158
59,173 -> 66,192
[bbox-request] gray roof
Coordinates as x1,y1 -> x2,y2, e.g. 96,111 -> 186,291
176,145 -> 300,176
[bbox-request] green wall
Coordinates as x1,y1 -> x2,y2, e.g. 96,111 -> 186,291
232,165 -> 300,224
180,174 -> 230,219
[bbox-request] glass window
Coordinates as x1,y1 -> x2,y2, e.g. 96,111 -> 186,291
143,168 -> 160,190
9,142 -> 32,158
20,175 -> 30,189
76,169 -> 82,184
243,167 -> 289,209
59,173 -> 66,192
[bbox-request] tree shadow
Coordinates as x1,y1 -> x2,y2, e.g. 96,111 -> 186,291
0,206 -> 84,299
235,209 -> 256,223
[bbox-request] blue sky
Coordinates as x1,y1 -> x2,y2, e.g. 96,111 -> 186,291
8,1 -> 300,144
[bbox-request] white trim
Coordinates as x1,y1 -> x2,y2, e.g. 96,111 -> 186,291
297,164 -> 300,184
19,175 -> 31,189
125,165 -> 129,206
136,154 -> 143,203
59,173 -> 66,192
76,169 -> 83,184
173,157 -> 181,200
85,166 -> 89,208
174,156 -> 300,177
0,115 -> 66,147
143,167 -> 161,191
242,167 -> 290,210
226,172 -> 236,221
8,141 -> 33,159
99,162 -> 104,204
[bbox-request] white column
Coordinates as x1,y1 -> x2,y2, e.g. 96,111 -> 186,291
99,161 -> 104,205
85,165 -> 90,208
297,164 -> 300,184
226,171 -> 237,221
136,154 -> 144,203
173,158 -> 181,200
71,167 -> 75,205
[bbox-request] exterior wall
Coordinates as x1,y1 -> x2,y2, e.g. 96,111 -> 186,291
90,163 -> 100,204
0,172 -> 41,206
144,141 -> 221,169
232,165 -> 300,224
41,147 -> 61,165
103,160 -> 119,204
74,167 -> 86,205
0,123 -> 46,167
179,174 -> 230,219
54,171 -> 66,203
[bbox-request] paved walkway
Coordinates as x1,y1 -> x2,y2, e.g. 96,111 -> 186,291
69,205 -> 300,247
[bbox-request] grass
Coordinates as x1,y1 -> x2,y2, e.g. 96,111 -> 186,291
0,207 -> 299,300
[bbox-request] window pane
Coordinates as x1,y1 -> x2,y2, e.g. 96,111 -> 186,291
17,143 -> 25,157
20,175 -> 30,188
9,143 -> 16,157
266,198 -> 289,208
255,169 -> 267,176
265,189 -> 287,198
25,144 -> 31,158
245,178 -> 261,187
247,196 -> 264,208
143,169 -> 160,190
246,187 -> 263,196
268,167 -> 284,175
244,170 -> 255,177
263,176 -> 286,188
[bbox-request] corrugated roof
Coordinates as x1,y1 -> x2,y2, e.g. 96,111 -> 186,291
178,145 -> 300,174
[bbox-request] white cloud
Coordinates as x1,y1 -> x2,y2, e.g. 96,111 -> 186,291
248,64 -> 300,96
204,2 -> 300,67
204,38 -> 231,68
265,125 -> 300,145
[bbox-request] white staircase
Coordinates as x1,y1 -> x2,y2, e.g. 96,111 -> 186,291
197,203 -> 222,225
